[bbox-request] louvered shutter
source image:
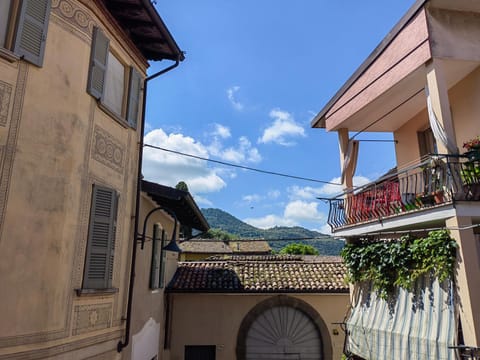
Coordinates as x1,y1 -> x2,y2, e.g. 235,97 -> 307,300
84,185 -> 117,289
14,0 -> 51,67
159,229 -> 166,288
127,67 -> 142,129
150,224 -> 161,289
87,27 -> 109,100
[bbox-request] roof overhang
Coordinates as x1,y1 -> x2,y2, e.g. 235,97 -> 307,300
141,180 -> 209,232
311,0 -> 480,132
102,0 -> 184,61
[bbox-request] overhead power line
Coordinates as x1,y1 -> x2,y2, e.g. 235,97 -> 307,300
143,143 -> 342,186
183,236 -> 336,242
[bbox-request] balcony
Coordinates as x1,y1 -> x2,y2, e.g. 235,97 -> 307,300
326,154 -> 480,232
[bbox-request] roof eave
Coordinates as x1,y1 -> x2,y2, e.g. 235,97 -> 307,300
140,0 -> 185,62
141,180 -> 210,232
311,0 -> 428,130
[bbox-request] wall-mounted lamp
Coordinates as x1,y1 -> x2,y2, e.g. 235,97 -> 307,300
140,205 -> 181,253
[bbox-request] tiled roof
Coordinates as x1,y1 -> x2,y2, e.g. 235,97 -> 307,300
228,240 -> 271,253
178,239 -> 272,255
179,241 -> 233,254
205,255 -> 303,262
167,256 -> 348,293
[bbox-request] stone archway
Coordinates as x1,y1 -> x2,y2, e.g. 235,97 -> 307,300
236,295 -> 332,360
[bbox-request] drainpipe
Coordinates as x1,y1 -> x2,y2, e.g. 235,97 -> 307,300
117,58 -> 180,353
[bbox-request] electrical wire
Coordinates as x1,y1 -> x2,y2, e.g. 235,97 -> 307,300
182,236 -> 336,242
350,87 -> 424,140
143,143 -> 342,186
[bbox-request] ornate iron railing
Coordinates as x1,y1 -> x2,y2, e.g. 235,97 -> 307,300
326,154 -> 480,230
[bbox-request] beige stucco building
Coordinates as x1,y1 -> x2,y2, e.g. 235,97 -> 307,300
312,0 -> 480,358
179,239 -> 272,261
131,180 -> 209,360
0,1 -> 183,359
166,257 -> 349,360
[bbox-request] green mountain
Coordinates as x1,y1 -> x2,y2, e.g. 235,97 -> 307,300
201,208 -> 344,255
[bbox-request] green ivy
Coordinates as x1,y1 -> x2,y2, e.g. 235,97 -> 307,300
341,230 -> 457,299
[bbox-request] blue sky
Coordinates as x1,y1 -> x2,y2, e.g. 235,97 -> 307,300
142,1 -> 417,233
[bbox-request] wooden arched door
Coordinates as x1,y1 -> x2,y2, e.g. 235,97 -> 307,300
237,296 -> 331,360
245,305 -> 323,359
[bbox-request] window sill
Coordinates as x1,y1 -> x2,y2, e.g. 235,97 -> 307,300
75,288 -> 119,297
98,102 -> 135,130
0,48 -> 19,63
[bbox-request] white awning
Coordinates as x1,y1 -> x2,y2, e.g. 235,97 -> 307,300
346,276 -> 457,360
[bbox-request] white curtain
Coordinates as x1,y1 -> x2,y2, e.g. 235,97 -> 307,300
426,86 -> 458,154
346,277 -> 456,360
341,139 -> 359,184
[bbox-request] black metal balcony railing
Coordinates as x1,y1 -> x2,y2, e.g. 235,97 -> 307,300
327,154 -> 480,230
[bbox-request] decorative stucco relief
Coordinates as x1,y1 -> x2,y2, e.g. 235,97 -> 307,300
0,62 -> 27,248
92,126 -> 125,173
51,0 -> 96,36
0,146 -> 4,174
73,303 -> 112,336
0,81 -> 12,127
51,0 -> 97,44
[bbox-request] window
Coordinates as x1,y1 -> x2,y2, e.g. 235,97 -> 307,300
87,26 -> 142,129
83,184 -> 118,290
104,52 -> 125,116
418,127 -> 437,157
150,224 -> 167,289
0,2 -> 11,47
1,0 -> 51,67
184,346 -> 216,360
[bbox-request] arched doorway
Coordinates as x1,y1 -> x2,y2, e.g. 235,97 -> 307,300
236,296 -> 331,360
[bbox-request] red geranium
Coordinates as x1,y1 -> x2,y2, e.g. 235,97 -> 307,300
463,136 -> 480,151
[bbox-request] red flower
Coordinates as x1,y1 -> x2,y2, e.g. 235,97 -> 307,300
463,136 -> 480,151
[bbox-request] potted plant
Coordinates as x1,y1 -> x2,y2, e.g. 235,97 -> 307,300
463,135 -> 480,161
420,157 -> 445,206
460,162 -> 480,200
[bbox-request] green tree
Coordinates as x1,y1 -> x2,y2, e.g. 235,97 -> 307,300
175,181 -> 191,238
203,228 -> 239,241
175,181 -> 189,192
279,243 -> 319,255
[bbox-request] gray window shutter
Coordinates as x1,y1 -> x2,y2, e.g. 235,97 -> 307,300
84,185 -> 117,289
87,27 -> 109,100
150,224 -> 161,289
14,0 -> 51,67
127,67 -> 142,129
159,229 -> 166,288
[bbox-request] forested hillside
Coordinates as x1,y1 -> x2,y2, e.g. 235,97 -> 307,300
201,208 -> 344,255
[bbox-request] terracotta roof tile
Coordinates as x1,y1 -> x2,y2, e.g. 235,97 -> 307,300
167,256 -> 348,293
228,241 -> 271,253
179,241 -> 233,254
205,255 -> 303,262
180,239 -> 271,255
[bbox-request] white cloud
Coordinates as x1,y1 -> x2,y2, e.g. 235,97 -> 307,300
319,223 -> 333,235
284,200 -> 323,222
143,129 -> 226,194
192,194 -> 213,207
243,200 -> 325,230
267,190 -> 281,199
243,194 -> 262,202
288,185 -> 327,200
258,109 -> 306,146
317,176 -> 371,196
208,134 -> 262,164
243,214 -> 296,229
288,176 -> 371,200
227,86 -> 244,111
241,189 -> 280,207
212,124 -> 231,139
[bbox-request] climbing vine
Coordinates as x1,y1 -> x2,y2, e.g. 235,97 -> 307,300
341,230 -> 458,299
